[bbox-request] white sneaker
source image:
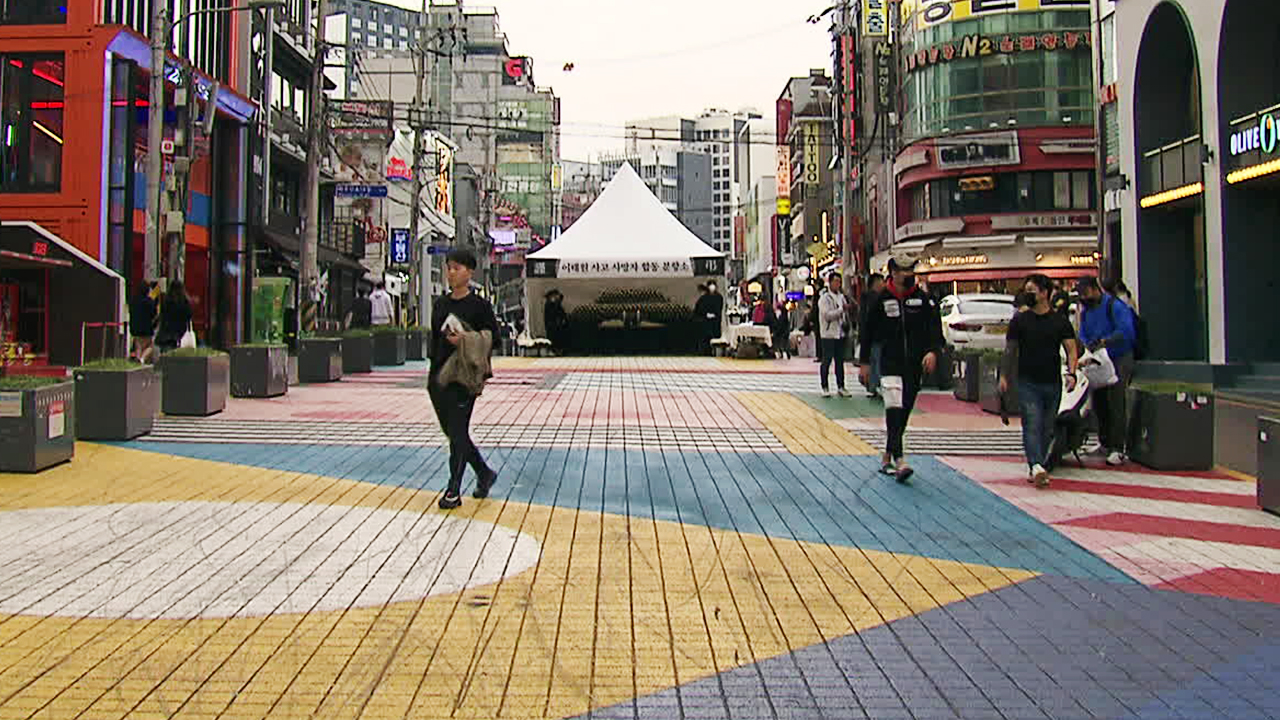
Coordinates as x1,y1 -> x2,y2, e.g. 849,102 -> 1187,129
821,389 -> 832,398
1083,442 -> 1104,455
1031,464 -> 1050,488
1106,451 -> 1125,466
838,388 -> 852,398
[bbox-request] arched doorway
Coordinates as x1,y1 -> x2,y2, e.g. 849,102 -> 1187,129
1218,0 -> 1280,363
1134,2 -> 1208,361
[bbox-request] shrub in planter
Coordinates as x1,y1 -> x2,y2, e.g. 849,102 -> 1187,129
159,347 -> 230,416
1128,382 -> 1215,471
978,349 -> 1019,416
298,336 -> 343,383
952,349 -> 981,402
405,326 -> 427,361
372,325 -> 407,366
74,359 -> 159,440
0,374 -> 75,472
230,344 -> 289,398
339,330 -> 374,374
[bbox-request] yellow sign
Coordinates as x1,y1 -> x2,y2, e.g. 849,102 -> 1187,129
777,197 -> 791,216
900,0 -> 1091,33
940,254 -> 988,266
863,0 -> 888,36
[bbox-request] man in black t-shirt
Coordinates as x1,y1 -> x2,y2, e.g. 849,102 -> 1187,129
430,248 -> 500,509
1001,274 -> 1079,488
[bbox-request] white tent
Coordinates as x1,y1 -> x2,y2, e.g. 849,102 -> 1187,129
524,163 -> 726,337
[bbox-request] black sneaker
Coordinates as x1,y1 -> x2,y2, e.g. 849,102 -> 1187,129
473,469 -> 498,499
438,493 -> 462,510
895,462 -> 914,484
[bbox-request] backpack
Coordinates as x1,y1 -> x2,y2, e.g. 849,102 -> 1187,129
1106,296 -> 1149,361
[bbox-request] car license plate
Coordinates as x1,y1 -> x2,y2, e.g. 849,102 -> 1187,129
985,325 -> 1006,334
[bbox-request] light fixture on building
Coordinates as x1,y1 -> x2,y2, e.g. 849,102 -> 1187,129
1035,253 -> 1044,261
1227,157 -> 1280,184
1062,116 -> 1073,123
1139,181 -> 1204,208
989,122 -> 1000,129
1008,118 -> 1017,126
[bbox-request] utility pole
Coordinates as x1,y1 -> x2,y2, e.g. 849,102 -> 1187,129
145,0 -> 168,283
410,0 -> 429,327
301,0 -> 329,335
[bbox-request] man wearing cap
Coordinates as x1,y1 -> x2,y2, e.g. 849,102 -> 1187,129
858,254 -> 946,483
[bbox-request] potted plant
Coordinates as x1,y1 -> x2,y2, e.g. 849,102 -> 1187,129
0,374 -> 75,472
406,325 -> 427,361
339,329 -> 374,374
952,348 -> 981,402
978,348 -> 1018,416
74,359 -> 159,440
229,343 -> 289,398
158,347 -> 230,417
1129,382 -> 1215,471
297,335 -> 343,383
372,325 -> 407,366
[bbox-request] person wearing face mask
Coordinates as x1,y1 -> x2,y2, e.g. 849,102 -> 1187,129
858,255 -> 946,483
1076,276 -> 1139,466
1001,275 -> 1079,487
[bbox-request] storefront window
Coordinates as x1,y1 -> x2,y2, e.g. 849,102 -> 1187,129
907,170 -> 1096,221
0,0 -> 66,24
0,54 -> 65,193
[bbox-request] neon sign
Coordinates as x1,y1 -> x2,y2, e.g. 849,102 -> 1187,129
1230,113 -> 1279,157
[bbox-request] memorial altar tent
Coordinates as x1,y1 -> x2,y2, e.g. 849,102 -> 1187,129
524,162 -> 725,336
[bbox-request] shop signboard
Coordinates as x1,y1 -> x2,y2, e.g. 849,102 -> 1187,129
335,184 -> 388,198
874,41 -> 894,113
1228,110 -> 1279,159
390,229 -> 410,265
803,123 -> 821,186
776,147 -> 792,214
935,131 -> 1021,170
900,0 -> 1091,34
557,259 -> 695,279
863,0 -> 888,36
990,212 -> 1096,230
904,31 -> 1091,74
331,101 -> 394,137
895,217 -> 964,242
433,138 -> 454,216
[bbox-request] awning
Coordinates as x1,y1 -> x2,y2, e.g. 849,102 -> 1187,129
940,234 -> 1017,249
1022,234 -> 1098,249
922,267 -> 1098,282
890,238 -> 942,255
0,249 -> 74,269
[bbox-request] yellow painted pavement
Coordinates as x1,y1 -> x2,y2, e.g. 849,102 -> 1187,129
735,392 -> 877,456
0,445 -> 1033,719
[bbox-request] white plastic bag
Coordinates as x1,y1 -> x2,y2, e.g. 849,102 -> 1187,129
881,375 -> 905,409
179,324 -> 197,349
1081,348 -> 1118,389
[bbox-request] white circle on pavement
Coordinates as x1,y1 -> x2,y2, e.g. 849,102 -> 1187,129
0,502 -> 541,620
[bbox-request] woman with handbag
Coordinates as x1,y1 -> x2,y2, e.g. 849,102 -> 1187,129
156,280 -> 194,352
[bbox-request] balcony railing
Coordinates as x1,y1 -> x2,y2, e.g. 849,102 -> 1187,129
1141,134 -> 1203,197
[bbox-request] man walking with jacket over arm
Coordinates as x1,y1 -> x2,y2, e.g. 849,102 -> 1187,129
430,248 -> 500,509
859,255 -> 946,483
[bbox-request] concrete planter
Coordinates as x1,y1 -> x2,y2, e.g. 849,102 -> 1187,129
342,335 -> 374,374
298,338 -> 343,383
979,353 -> 1018,416
0,381 -> 75,472
1259,417 -> 1279,515
373,330 -> 407,366
74,365 -> 158,440
160,354 -> 230,416
1129,389 -> 1215,471
230,345 -> 289,398
406,329 -> 427,361
952,352 -> 981,402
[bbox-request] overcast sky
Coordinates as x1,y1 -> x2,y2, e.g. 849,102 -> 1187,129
377,0 -> 835,161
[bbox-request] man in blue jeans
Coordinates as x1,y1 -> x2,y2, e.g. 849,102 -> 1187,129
1001,274 -> 1079,487
858,273 -> 886,398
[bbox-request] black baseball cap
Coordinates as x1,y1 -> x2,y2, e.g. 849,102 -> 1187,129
1075,277 -> 1101,294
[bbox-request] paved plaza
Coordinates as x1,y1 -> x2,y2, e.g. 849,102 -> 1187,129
1,357 -> 1278,720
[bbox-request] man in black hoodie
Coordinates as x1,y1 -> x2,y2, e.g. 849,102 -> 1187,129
858,255 -> 945,483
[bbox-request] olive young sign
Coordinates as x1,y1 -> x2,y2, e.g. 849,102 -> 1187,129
1229,112 -> 1279,157
905,30 -> 1091,73
900,0 -> 1091,33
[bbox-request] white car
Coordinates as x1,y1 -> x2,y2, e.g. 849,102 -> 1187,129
940,294 -> 1017,350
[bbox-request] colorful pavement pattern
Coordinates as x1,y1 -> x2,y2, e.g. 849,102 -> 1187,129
1,357 -> 1278,719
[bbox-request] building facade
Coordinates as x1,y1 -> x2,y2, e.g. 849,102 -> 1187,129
871,0 -> 1099,300
1113,0 -> 1278,366
778,70 -> 838,285
0,0 -> 262,368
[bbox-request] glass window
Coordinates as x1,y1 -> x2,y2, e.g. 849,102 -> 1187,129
1071,170 -> 1093,210
0,54 -> 65,192
0,0 -> 65,24
1053,172 -> 1072,210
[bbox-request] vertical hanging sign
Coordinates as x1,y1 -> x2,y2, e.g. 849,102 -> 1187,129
863,0 -> 888,36
803,124 -> 820,186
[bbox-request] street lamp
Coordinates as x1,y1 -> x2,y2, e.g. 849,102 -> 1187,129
144,0 -> 287,283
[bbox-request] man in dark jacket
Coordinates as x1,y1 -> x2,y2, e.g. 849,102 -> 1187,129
858,256 -> 945,483
1076,276 -> 1139,466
